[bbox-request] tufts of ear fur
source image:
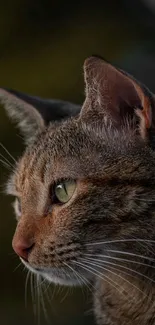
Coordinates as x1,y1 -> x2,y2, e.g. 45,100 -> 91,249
80,56 -> 155,141
0,88 -> 81,143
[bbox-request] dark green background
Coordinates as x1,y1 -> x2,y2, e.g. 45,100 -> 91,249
0,1 -> 155,324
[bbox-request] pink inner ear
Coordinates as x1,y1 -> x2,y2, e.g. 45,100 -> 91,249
131,82 -> 152,130
81,56 -> 152,131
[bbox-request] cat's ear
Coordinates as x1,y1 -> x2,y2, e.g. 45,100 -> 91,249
0,88 -> 81,143
80,56 -> 155,139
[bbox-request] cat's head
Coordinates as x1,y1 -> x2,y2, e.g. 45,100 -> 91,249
2,56 -> 155,286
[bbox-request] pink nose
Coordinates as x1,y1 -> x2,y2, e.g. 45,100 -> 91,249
12,238 -> 34,261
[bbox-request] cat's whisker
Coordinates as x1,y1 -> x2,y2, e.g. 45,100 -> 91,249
86,239 -> 155,246
63,261 -> 93,294
77,271 -> 94,295
25,270 -> 31,308
0,153 -> 14,168
128,234 -> 155,256
16,132 -> 24,141
72,260 -> 126,297
63,261 -> 82,287
36,273 -> 41,325
30,272 -> 37,319
34,275 -> 46,289
58,283 -> 64,298
85,252 -> 155,270
8,251 -> 17,257
41,280 -> 53,306
13,262 -> 22,272
41,279 -> 51,295
57,265 -> 73,303
86,258 -> 139,282
0,142 -> 17,163
80,257 -> 148,300
50,283 -> 58,301
135,197 -> 155,203
106,249 -> 155,262
0,158 -> 12,171
40,283 -> 50,324
84,254 -> 155,284
60,286 -> 71,303
33,274 -> 38,323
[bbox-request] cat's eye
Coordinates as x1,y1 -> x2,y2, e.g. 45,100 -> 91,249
53,180 -> 76,204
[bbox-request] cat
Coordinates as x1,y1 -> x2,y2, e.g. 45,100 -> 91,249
1,55 -> 155,325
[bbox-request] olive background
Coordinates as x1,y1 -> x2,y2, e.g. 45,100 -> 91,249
0,1 -> 155,324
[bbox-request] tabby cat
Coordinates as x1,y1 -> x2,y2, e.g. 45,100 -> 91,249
1,56 -> 155,325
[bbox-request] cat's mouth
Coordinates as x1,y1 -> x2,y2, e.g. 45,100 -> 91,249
21,258 -> 90,286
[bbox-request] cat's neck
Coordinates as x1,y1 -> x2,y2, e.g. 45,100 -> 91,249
94,268 -> 155,325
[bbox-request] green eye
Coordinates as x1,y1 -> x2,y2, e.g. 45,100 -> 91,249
54,180 -> 76,204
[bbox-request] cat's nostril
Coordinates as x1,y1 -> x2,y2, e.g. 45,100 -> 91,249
12,239 -> 34,262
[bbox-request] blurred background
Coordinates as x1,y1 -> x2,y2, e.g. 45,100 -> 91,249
0,0 -> 155,324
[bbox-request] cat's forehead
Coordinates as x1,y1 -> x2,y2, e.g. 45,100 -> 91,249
16,120 -> 99,183
12,118 -> 149,195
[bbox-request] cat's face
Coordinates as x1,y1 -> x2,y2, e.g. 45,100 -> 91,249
2,56 -> 155,286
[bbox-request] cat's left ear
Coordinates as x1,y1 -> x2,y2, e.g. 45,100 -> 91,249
80,56 -> 155,139
0,88 -> 81,143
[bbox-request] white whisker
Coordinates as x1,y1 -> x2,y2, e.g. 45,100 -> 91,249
63,261 -> 93,294
86,239 -> 155,246
36,274 -> 41,325
13,262 -> 22,272
60,286 -> 71,303
40,284 -> 50,324
0,142 -> 16,163
73,260 -> 126,296
25,270 -> 31,308
0,153 -> 14,168
85,253 -> 155,269
40,279 -> 52,307
30,273 -> 37,319
84,254 -> 155,284
106,250 -> 155,262
0,159 -> 12,170
80,257 -> 147,299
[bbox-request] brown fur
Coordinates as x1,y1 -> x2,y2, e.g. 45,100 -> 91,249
2,56 -> 155,325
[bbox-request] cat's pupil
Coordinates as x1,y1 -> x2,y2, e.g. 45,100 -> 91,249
53,180 -> 76,204
57,184 -> 67,195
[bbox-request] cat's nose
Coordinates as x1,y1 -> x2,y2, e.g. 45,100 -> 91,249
12,238 -> 34,262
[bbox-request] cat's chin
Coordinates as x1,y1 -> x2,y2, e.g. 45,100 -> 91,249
21,258 -> 86,287
43,273 -> 81,286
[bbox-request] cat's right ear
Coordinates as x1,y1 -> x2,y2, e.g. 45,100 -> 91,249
0,88 -> 81,143
80,56 -> 155,141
